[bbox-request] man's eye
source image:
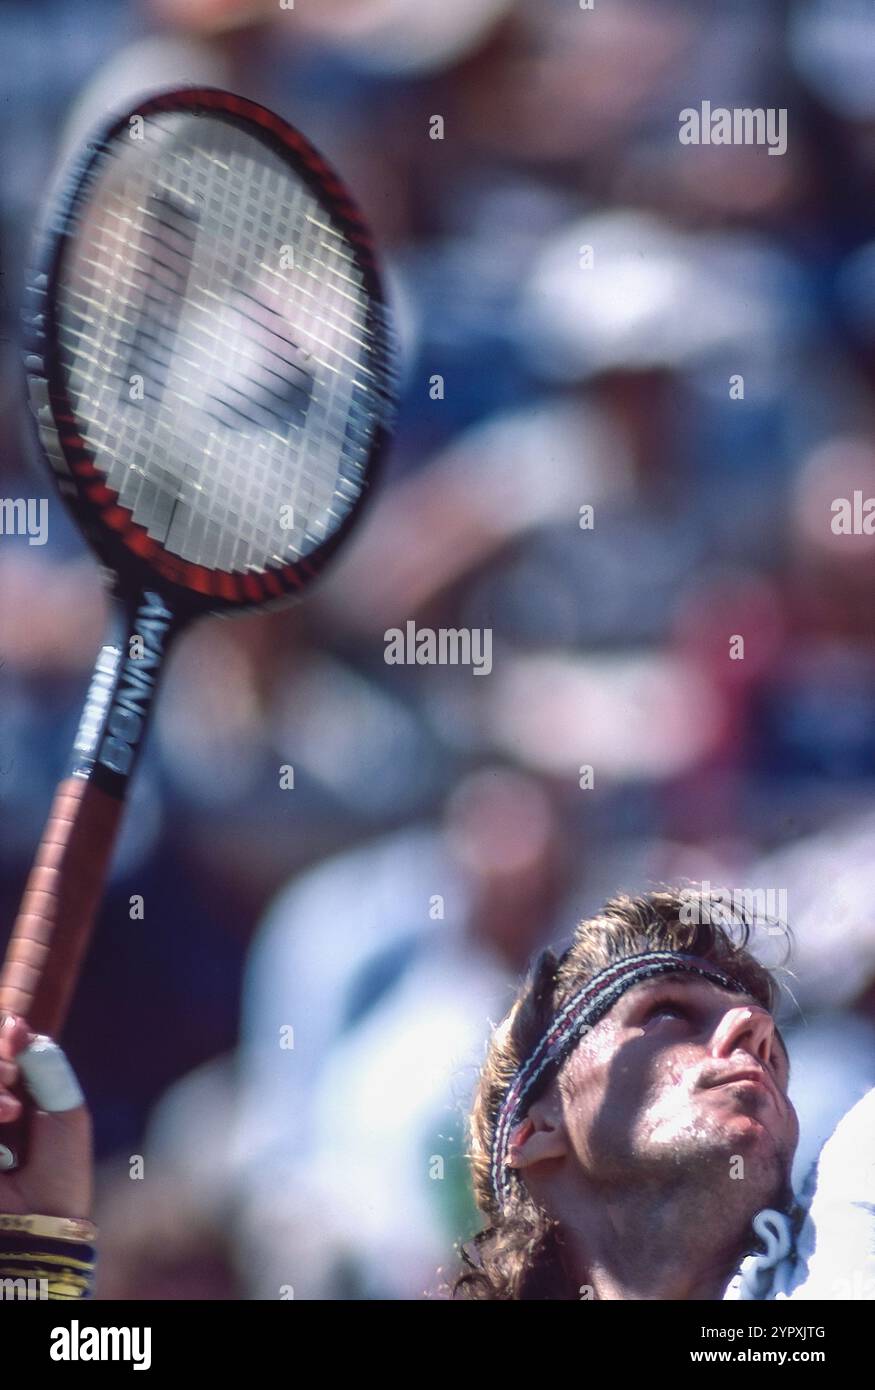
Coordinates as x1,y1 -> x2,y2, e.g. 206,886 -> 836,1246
646,1002 -> 688,1022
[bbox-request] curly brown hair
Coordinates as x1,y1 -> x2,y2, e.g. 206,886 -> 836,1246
451,886 -> 785,1300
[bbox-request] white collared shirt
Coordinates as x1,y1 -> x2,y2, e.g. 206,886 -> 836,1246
725,1086 -> 875,1299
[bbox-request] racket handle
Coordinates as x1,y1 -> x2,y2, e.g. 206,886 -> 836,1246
0,776 -> 124,1036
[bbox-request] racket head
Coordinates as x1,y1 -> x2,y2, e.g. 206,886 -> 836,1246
23,87 -> 397,617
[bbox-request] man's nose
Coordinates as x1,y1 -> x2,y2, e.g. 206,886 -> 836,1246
710,1003 -> 777,1069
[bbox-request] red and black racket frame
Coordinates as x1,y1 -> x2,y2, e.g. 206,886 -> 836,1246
21,87 -> 397,801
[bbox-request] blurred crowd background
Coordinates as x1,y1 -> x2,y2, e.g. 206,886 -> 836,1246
3,0 -> 875,1298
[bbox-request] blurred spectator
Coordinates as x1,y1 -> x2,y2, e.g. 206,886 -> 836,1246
233,768 -> 569,1297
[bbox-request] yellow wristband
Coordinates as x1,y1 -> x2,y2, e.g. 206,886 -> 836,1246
0,1214 -> 97,1243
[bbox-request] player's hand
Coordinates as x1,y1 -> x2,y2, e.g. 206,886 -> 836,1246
0,1013 -> 92,1220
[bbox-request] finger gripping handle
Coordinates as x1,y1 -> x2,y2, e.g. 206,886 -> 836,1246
0,1082 -> 33,1172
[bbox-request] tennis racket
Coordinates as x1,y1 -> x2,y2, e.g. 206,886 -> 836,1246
0,87 -> 396,1169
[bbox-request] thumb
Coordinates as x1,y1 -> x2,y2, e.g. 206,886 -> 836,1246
18,1034 -> 86,1115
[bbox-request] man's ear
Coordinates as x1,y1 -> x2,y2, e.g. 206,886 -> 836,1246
506,1093 -> 568,1175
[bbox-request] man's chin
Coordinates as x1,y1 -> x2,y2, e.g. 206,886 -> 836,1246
654,1104 -> 788,1171
698,1113 -> 793,1200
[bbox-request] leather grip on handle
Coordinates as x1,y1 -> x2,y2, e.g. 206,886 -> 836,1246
0,776 -> 123,1037
0,776 -> 122,1170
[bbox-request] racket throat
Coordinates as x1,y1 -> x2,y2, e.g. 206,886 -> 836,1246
71,587 -> 179,798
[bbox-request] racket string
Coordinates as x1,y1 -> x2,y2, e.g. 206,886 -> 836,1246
53,110 -> 393,576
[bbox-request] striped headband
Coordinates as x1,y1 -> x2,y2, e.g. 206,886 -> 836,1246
490,950 -> 748,1209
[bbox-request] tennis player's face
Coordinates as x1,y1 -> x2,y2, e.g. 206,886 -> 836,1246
561,975 -> 798,1197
